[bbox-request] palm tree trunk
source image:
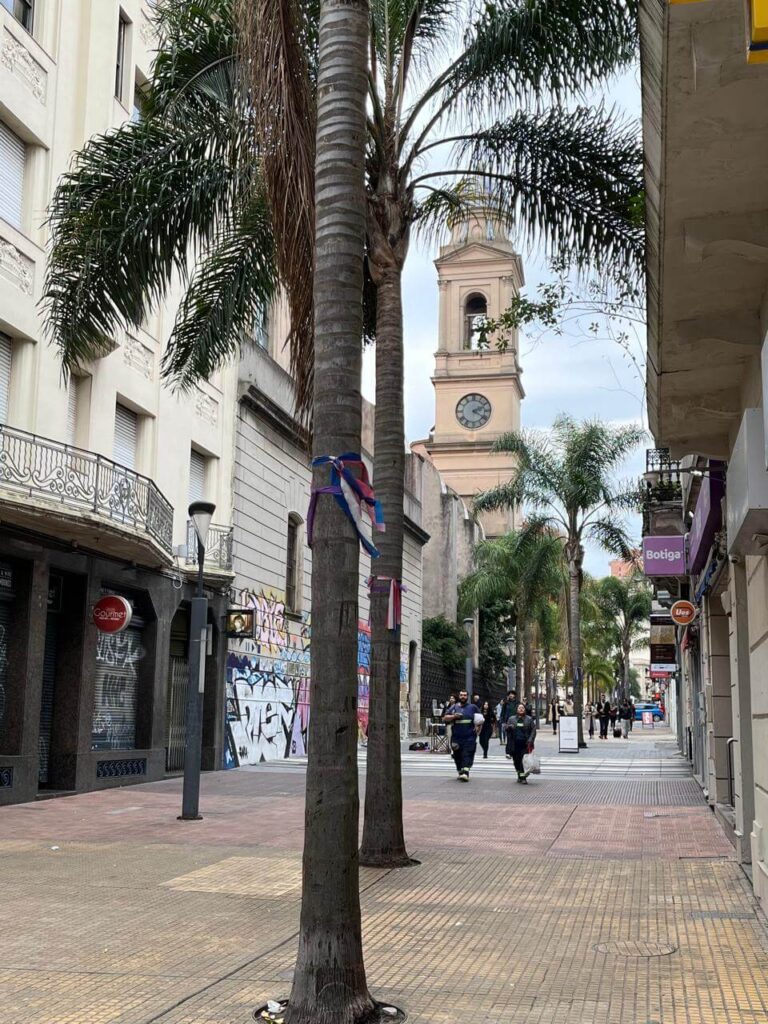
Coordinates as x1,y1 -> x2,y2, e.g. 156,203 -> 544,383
360,264 -> 412,868
515,623 -> 524,694
523,622 -> 533,703
567,555 -> 586,747
623,640 -> 631,700
288,3 -> 374,1021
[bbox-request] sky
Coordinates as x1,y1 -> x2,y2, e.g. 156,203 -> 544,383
362,68 -> 646,577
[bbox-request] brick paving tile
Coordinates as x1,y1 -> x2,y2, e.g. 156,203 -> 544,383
0,739 -> 767,1023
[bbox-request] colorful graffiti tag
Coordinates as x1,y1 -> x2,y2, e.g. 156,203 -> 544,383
225,590 -> 377,767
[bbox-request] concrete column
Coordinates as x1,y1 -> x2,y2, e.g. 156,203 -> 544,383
746,554 -> 768,912
726,560 -> 754,864
706,592 -> 732,806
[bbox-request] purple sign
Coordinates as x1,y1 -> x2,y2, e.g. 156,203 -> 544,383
642,535 -> 687,576
688,468 -> 725,575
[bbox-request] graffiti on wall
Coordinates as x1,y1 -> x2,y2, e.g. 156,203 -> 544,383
224,590 -> 380,766
92,628 -> 145,750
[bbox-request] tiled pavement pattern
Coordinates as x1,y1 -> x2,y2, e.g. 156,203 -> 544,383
0,729 -> 766,1022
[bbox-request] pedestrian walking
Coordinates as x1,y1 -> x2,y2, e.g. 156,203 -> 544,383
585,701 -> 596,739
609,701 -> 619,737
500,689 -> 517,750
598,698 -> 611,740
564,694 -> 575,715
443,690 -> 481,782
618,698 -> 633,739
550,697 -> 560,734
444,692 -> 457,747
508,703 -> 537,784
478,700 -> 496,759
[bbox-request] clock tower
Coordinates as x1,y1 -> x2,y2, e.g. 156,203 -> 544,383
421,213 -> 525,538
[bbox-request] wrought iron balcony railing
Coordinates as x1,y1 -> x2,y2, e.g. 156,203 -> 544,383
185,520 -> 233,571
641,447 -> 683,535
0,423 -> 174,554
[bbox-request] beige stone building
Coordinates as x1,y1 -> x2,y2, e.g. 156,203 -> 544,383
640,0 -> 768,911
418,214 -> 524,539
0,0 -> 236,804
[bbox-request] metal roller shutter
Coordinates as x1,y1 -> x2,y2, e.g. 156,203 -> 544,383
38,615 -> 58,784
113,403 -> 137,469
0,121 -> 25,229
188,448 -> 205,505
92,619 -> 144,751
66,378 -> 78,445
0,599 -> 9,737
0,334 -> 11,424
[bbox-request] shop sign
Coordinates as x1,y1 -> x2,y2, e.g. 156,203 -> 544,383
651,643 -> 676,664
651,663 -> 677,673
670,600 -> 696,626
651,622 -> 675,645
92,595 -> 132,634
642,536 -> 687,576
642,711 -> 654,726
225,608 -> 255,638
688,469 -> 725,575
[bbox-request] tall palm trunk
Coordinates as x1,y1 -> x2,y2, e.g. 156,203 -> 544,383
515,623 -> 524,694
523,622 -> 534,703
360,263 -> 411,868
622,639 -> 631,700
288,3 -> 374,1021
566,544 -> 586,747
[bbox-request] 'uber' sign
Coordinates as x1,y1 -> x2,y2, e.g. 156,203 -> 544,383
642,536 -> 687,576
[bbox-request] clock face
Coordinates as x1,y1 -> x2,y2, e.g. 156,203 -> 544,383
456,393 -> 492,429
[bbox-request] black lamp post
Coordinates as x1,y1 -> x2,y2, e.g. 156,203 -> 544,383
462,617 -> 474,698
179,500 -> 215,821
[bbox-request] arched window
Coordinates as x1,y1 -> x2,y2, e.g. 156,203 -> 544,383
285,514 -> 302,612
464,293 -> 488,350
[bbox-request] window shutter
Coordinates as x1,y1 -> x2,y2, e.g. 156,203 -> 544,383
0,333 -> 12,423
66,378 -> 78,445
0,121 -> 26,229
188,448 -> 205,505
113,403 -> 138,469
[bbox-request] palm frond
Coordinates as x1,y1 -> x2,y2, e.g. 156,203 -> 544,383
43,115 -> 249,376
162,188 -> 277,389
443,107 -> 645,282
453,0 -> 638,110
586,515 -> 635,560
237,0 -> 316,420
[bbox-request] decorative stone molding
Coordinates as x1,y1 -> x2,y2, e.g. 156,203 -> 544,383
123,333 -> 154,379
1,28 -> 47,103
0,239 -> 33,294
195,389 -> 219,426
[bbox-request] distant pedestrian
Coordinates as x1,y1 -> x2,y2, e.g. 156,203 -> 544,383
500,690 -> 517,749
618,699 -> 633,739
472,693 -> 482,708
564,694 -> 575,716
478,700 -> 496,759
550,697 -> 560,734
443,690 -> 481,782
585,702 -> 596,739
508,703 -> 537,784
609,701 -> 618,736
598,699 -> 611,740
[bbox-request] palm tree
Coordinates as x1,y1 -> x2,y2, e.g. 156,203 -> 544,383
474,415 -> 644,746
287,5 -> 374,1019
594,573 -> 651,700
359,0 -> 644,866
459,527 -> 564,699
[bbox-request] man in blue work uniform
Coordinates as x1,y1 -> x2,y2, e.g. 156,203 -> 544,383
443,689 -> 481,782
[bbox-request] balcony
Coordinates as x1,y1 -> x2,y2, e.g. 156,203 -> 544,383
641,447 -> 683,537
0,423 -> 174,563
185,520 -> 233,573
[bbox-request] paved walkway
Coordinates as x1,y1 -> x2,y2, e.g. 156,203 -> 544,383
0,728 -> 766,1023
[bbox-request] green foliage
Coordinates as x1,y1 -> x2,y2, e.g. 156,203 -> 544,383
422,616 -> 468,672
479,600 -> 514,681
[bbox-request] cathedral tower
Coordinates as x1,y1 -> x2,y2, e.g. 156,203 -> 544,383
421,213 -> 524,538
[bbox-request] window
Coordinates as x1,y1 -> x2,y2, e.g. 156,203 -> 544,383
285,515 -> 302,612
115,13 -> 129,102
0,333 -> 11,423
0,121 -> 26,229
253,306 -> 269,349
66,378 -> 79,445
188,448 -> 206,505
463,293 -> 488,350
113,403 -> 138,469
1,0 -> 34,33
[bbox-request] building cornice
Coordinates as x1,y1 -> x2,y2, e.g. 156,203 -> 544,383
240,384 -> 310,452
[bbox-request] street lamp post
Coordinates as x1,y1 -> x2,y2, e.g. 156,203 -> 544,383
533,648 -> 542,727
462,617 -> 474,701
503,635 -> 516,695
179,500 -> 216,821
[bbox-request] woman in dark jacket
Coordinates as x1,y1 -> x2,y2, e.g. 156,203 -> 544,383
478,701 -> 496,759
598,699 -> 611,740
508,703 -> 537,783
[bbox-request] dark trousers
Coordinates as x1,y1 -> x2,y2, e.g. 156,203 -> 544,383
505,729 -> 517,758
451,737 -> 476,773
599,717 -> 609,738
512,745 -> 526,776
479,733 -> 491,758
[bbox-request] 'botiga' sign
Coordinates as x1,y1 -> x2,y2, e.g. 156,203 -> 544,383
92,595 -> 132,634
642,535 -> 687,576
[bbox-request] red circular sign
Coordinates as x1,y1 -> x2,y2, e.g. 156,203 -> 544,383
670,600 -> 696,627
92,595 -> 132,634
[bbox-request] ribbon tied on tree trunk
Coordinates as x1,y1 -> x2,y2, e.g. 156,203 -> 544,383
307,453 -> 385,558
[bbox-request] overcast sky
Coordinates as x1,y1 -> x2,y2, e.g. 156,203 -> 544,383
363,67 -> 645,578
